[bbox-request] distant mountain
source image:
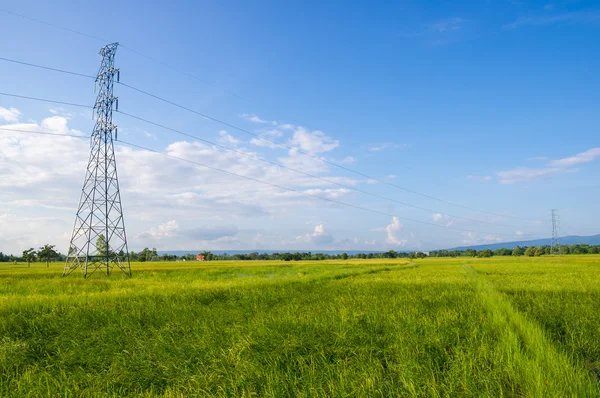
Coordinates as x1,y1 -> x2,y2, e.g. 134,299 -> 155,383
446,234 -> 600,251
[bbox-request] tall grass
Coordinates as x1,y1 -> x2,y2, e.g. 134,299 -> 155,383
0,258 -> 598,397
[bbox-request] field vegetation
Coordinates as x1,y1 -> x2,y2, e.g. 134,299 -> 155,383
0,256 -> 599,397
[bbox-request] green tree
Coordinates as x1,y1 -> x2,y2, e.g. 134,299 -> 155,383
96,234 -> 108,256
512,246 -> 521,256
524,247 -> 535,257
38,244 -> 58,267
341,252 -> 348,260
22,248 -> 37,267
534,247 -> 544,257
478,249 -> 493,258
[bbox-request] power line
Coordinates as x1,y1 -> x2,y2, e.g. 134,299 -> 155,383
0,127 -> 521,238
0,8 -> 248,101
0,92 -> 92,108
0,12 -> 539,222
0,50 -> 528,229
0,127 -> 82,138
0,82 -> 537,225
0,56 -> 527,226
116,82 -> 537,222
0,56 -> 96,79
117,110 -> 524,229
0,8 -> 110,43
117,140 -> 520,237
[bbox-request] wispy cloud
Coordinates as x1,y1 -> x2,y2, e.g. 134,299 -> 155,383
368,142 -> 405,152
549,148 -> 600,168
385,217 -> 407,246
497,147 -> 600,183
400,17 -> 468,46
497,166 -> 565,184
468,175 -> 492,182
430,17 -> 466,33
0,107 -> 21,122
239,113 -> 276,125
218,130 -> 240,146
504,10 -> 600,29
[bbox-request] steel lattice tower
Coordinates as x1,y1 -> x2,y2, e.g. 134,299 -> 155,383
551,209 -> 560,255
64,43 -> 131,278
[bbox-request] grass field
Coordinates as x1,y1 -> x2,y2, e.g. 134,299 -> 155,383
0,256 -> 599,397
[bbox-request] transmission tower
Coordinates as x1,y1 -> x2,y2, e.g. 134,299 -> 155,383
551,209 -> 560,255
64,43 -> 131,278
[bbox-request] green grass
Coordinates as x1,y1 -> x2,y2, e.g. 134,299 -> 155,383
0,257 -> 599,397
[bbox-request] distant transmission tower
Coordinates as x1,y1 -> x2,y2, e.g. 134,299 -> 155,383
64,43 -> 131,278
551,209 -> 560,255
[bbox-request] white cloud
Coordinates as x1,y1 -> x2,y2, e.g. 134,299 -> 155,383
496,167 -> 562,184
137,220 -> 180,239
302,188 -> 352,200
385,217 -> 407,246
341,156 -> 356,164
250,137 -> 282,149
297,223 -> 334,246
239,113 -> 271,124
497,147 -> 600,184
0,107 -> 21,122
368,142 -> 404,152
0,214 -> 70,253
461,232 -> 503,246
219,130 -> 240,146
432,213 -> 449,223
515,231 -> 525,237
468,175 -> 492,182
0,108 -> 367,254
136,220 -> 239,248
549,148 -> 600,168
290,127 -> 339,154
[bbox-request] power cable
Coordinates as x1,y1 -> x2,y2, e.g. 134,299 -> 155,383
0,92 -> 92,108
0,53 -> 539,223
117,110 -> 524,229
0,127 -> 521,238
0,56 -> 96,79
117,82 -> 538,222
0,9 -> 539,222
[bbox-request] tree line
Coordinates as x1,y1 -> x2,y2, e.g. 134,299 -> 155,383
429,244 -> 600,258
0,245 -> 64,266
129,249 -> 428,261
4,243 -> 600,265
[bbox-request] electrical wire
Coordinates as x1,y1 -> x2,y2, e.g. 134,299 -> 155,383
0,8 -> 110,43
117,110 -> 525,229
0,12 -> 540,222
0,56 -> 96,79
0,127 -> 521,238
0,92 -> 92,108
117,82 -> 538,222
0,83 -> 538,225
0,53 -> 540,223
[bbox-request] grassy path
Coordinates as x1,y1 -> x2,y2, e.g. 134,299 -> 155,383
462,262 -> 599,397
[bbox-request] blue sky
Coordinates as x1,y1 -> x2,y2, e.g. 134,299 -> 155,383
0,0 -> 599,254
